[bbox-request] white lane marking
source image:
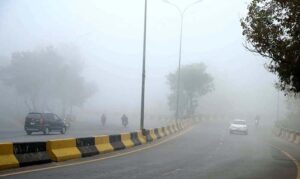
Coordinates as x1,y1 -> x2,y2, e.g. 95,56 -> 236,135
162,168 -> 182,176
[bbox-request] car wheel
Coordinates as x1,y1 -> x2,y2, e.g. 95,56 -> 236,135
26,131 -> 32,135
61,127 -> 66,134
43,127 -> 49,135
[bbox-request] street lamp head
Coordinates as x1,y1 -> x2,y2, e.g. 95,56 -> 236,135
163,0 -> 203,4
163,0 -> 204,15
162,0 -> 171,4
194,0 -> 204,4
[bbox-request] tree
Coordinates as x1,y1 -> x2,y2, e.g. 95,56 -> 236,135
167,63 -> 214,117
241,0 -> 300,94
0,46 -> 96,115
286,95 -> 300,120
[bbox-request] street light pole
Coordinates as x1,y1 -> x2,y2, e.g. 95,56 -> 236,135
163,0 -> 203,121
140,0 -> 148,130
175,15 -> 183,120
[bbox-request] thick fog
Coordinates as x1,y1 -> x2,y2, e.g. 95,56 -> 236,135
0,0 -> 286,130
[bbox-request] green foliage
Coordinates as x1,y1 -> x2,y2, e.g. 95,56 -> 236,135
167,63 -> 214,117
241,0 -> 300,93
0,46 -> 96,115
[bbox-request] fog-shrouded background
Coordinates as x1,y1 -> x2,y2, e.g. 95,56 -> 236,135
0,0 -> 287,130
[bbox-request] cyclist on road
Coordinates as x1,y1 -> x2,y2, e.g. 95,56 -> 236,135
101,114 -> 106,127
254,115 -> 260,127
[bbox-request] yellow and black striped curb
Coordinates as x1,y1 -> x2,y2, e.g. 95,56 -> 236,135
273,125 -> 300,145
0,120 -> 196,171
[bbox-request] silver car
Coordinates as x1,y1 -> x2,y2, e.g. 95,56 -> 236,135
229,119 -> 248,135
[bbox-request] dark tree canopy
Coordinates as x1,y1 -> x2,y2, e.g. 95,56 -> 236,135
241,0 -> 300,93
167,63 -> 214,117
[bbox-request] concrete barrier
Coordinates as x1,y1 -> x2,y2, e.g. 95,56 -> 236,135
278,128 -> 282,137
143,129 -> 153,143
172,124 -> 178,132
294,133 -> 300,145
109,134 -> 125,150
273,127 -> 281,137
0,143 -> 19,170
13,142 -> 51,167
0,121 -> 191,171
137,131 -> 147,144
95,135 -> 114,153
130,132 -> 142,146
121,133 -> 135,148
162,127 -> 170,136
284,129 -> 290,140
274,125 -> 300,145
280,128 -> 287,139
154,128 -> 162,139
47,138 -> 81,162
177,122 -> 183,130
167,125 -> 174,134
288,131 -> 296,142
76,137 -> 99,157
149,129 -> 158,141
158,128 -> 165,138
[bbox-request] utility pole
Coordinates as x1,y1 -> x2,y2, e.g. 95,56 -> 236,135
140,0 -> 147,130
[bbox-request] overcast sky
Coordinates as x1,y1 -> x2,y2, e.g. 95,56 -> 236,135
0,0 -> 286,121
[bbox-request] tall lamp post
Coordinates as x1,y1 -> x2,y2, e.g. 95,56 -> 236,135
140,0 -> 148,130
163,0 -> 203,121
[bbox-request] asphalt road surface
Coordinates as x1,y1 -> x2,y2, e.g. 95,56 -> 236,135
0,120 -> 298,179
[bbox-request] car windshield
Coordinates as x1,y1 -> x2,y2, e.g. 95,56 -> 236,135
26,113 -> 41,119
233,121 -> 246,125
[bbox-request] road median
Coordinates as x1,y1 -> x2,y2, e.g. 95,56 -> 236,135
0,119 -> 197,171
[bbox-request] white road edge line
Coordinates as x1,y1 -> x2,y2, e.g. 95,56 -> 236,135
271,144 -> 300,179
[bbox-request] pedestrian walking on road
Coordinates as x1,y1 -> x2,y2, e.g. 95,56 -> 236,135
121,114 -> 128,128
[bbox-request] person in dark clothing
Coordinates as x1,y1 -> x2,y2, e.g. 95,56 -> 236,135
101,114 -> 106,127
121,114 -> 128,128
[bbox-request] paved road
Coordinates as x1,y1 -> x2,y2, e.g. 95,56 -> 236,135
0,120 -> 298,179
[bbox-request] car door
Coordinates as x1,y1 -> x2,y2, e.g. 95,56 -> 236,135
45,113 -> 56,130
53,114 -> 63,129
